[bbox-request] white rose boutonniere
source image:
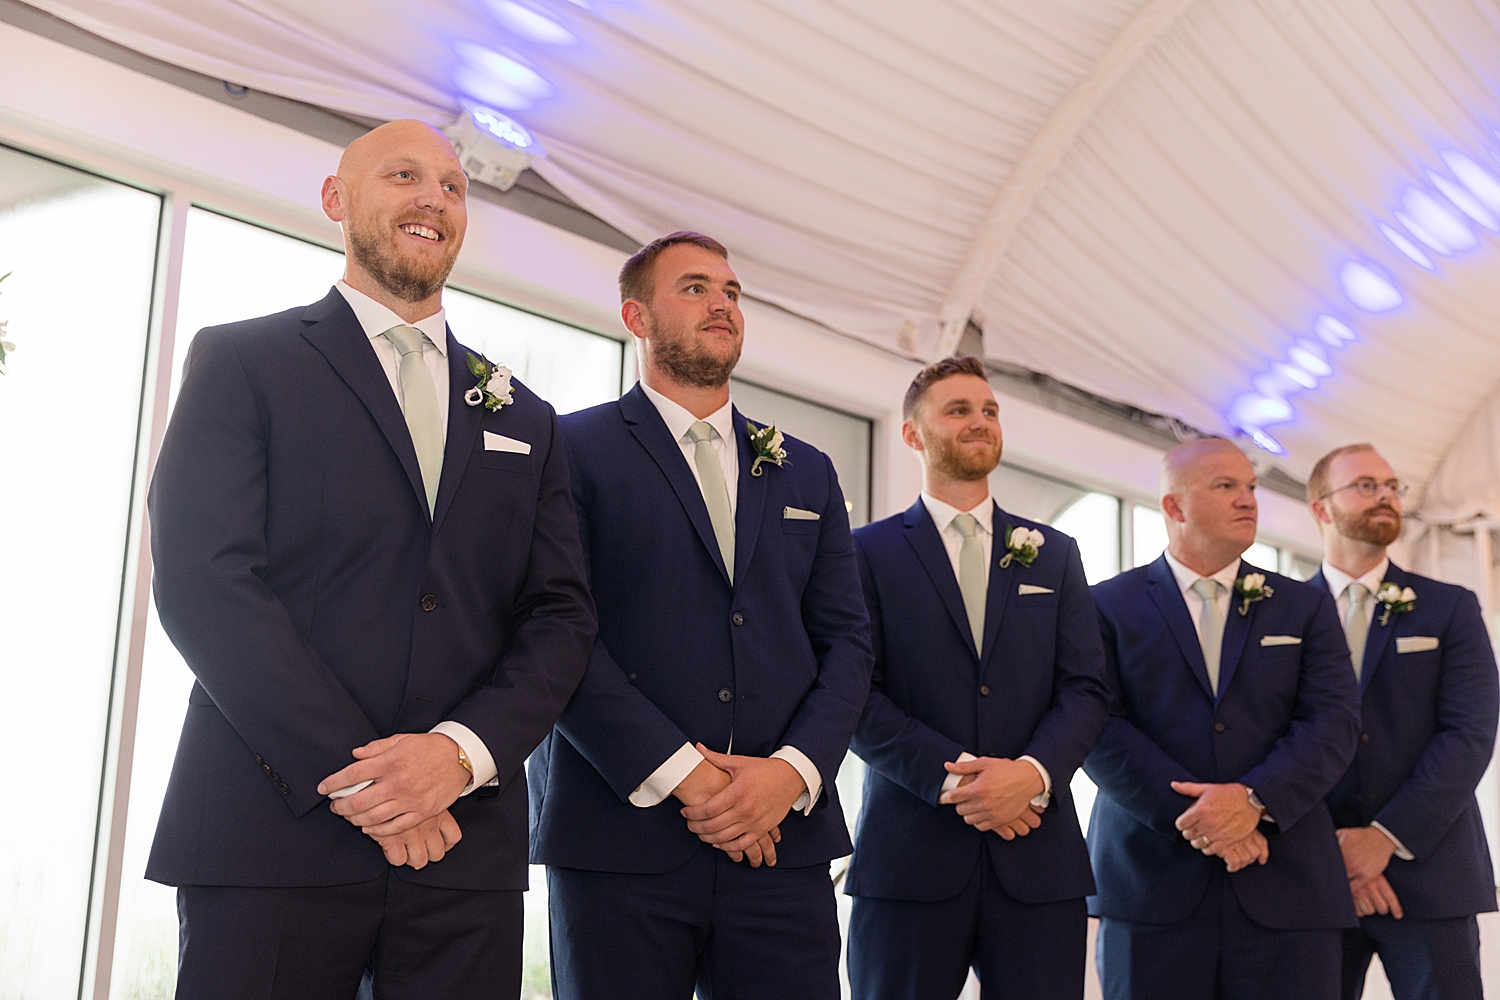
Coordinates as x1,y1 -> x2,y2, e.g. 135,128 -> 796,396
463,351 -> 514,412
747,422 -> 788,476
999,525 -> 1045,568
1375,583 -> 1416,626
1233,573 -> 1274,616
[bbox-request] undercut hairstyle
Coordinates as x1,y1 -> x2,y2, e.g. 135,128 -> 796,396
1306,443 -> 1377,502
903,355 -> 988,420
618,231 -> 729,304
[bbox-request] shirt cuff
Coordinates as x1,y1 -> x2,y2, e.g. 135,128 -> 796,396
431,721 -> 498,795
1372,821 -> 1416,862
1018,754 -> 1052,809
771,746 -> 821,816
941,751 -> 978,797
629,742 -> 704,808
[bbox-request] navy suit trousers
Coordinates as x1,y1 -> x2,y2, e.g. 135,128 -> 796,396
848,848 -> 1087,1000
1095,867 -> 1340,1000
546,845 -> 840,1000
1341,915 -> 1482,1000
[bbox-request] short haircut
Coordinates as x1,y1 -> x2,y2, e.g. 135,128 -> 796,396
903,355 -> 988,420
618,231 -> 729,304
1306,443 -> 1377,502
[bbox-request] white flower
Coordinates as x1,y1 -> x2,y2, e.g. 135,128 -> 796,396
0,340 -> 12,354
463,386 -> 484,407
1026,528 -> 1045,550
768,428 -> 785,453
1010,526 -> 1031,550
1242,573 -> 1266,592
1377,582 -> 1403,603
1400,587 -> 1416,604
486,364 -> 513,396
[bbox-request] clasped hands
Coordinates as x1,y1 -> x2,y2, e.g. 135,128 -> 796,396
938,757 -> 1046,839
1171,781 -> 1268,873
673,744 -> 807,869
318,732 -> 473,870
1337,825 -> 1403,919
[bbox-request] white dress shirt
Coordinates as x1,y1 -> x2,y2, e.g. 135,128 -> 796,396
326,282 -> 497,798
1321,557 -> 1412,860
1163,549 -> 1239,636
628,382 -> 821,815
922,493 -> 1052,806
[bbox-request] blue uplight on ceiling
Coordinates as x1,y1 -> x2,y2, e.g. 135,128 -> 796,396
1314,315 -> 1357,346
1290,338 -> 1333,377
470,106 -> 535,148
1340,261 -> 1403,312
488,0 -> 578,44
1378,221 -> 1436,269
1429,171 -> 1499,231
455,42 -> 553,110
1230,393 -> 1293,427
1274,361 -> 1317,389
1395,209 -> 1453,255
1248,429 -> 1286,455
1444,151 -> 1500,216
1402,188 -> 1477,251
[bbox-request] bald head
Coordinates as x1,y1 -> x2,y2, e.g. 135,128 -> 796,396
1160,438 -> 1250,497
321,119 -> 468,314
1159,438 -> 1260,576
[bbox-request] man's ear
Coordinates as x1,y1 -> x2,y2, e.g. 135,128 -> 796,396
1309,498 -> 1332,527
900,419 -> 924,453
620,300 -> 649,340
1161,493 -> 1187,523
321,175 -> 346,223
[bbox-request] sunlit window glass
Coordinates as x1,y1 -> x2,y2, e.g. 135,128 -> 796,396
1132,505 -> 1170,567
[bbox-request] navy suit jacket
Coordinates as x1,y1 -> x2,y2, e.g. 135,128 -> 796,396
1318,561 -> 1498,920
146,288 -> 595,891
1085,556 -> 1361,930
529,384 -> 873,873
845,501 -> 1111,905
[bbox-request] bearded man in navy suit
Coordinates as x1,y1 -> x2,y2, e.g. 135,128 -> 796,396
844,357 -> 1111,999
1306,443 -> 1498,1000
530,232 -> 873,999
1086,438 -> 1361,999
147,121 -> 595,999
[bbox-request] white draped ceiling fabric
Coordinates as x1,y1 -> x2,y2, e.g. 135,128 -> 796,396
28,1 -> 1500,512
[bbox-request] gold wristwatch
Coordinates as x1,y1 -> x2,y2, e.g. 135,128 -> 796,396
456,746 -> 475,787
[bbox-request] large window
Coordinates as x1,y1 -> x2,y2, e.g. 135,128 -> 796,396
0,145 -> 162,999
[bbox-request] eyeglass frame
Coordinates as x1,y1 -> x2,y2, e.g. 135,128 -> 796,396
1316,477 -> 1410,502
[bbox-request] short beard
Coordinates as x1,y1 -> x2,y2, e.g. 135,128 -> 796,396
1334,503 -> 1401,547
648,318 -> 741,389
924,429 -> 1001,482
346,222 -> 457,303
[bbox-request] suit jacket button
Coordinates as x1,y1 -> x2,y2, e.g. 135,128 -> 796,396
1214,722 -> 1226,733
731,612 -> 745,626
279,783 -> 290,794
718,687 -> 733,703
421,594 -> 438,612
262,763 -> 272,773
1361,733 -> 1372,744
979,685 -> 990,696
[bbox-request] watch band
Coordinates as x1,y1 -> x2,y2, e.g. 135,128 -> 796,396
1247,787 -> 1267,815
456,746 -> 475,785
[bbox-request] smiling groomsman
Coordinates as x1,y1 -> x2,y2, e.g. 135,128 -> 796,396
843,357 -> 1110,1000
1307,443 -> 1498,1000
1086,438 -> 1361,1000
530,231 -> 872,1000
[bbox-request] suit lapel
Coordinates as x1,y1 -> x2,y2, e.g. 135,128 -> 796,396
979,506 -> 1018,670
1215,560 -> 1255,703
620,385 -> 731,585
299,290 -> 428,519
430,330 -> 482,534
902,500 -> 979,661
1360,561 -> 1406,691
1146,556 -> 1215,699
731,408 -> 767,588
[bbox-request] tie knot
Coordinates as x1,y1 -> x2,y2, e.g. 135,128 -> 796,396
687,421 -> 715,445
1347,582 -> 1369,606
952,513 -> 979,539
383,324 -> 426,357
1191,578 -> 1223,602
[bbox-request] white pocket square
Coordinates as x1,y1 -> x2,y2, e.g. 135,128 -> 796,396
1260,635 -> 1302,646
783,506 -> 820,520
483,431 -> 531,455
1017,584 -> 1054,595
1396,636 -> 1440,653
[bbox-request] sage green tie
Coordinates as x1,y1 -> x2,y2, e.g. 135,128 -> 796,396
383,325 -> 443,517
952,513 -> 987,656
1345,583 -> 1370,681
1191,578 -> 1225,695
687,421 -> 735,581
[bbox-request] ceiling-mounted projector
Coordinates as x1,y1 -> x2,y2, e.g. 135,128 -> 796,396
443,106 -> 544,191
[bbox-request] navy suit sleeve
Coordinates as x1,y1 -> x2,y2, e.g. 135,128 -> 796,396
447,410 -> 596,785
1373,590 -> 1500,860
1084,608 -> 1203,837
1239,590 -> 1361,831
1021,537 -> 1111,787
851,541 -> 968,807
777,454 -> 876,795
552,442 -> 699,804
148,328 -> 381,818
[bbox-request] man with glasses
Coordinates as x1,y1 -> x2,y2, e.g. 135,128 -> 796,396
1308,443 -> 1498,1000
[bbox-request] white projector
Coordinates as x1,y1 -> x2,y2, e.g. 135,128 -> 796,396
443,106 -> 544,192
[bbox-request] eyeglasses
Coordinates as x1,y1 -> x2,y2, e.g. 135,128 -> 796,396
1317,478 -> 1409,502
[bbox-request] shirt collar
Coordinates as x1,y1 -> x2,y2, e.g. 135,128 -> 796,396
1322,557 -> 1389,601
1164,548 -> 1241,597
639,380 -> 734,447
336,280 -> 447,356
921,492 -> 994,537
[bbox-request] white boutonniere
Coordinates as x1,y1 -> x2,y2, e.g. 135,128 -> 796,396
1375,582 -> 1416,626
0,271 -> 13,374
999,525 -> 1045,568
1234,573 -> 1274,616
463,351 -> 514,412
747,422 -> 788,476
